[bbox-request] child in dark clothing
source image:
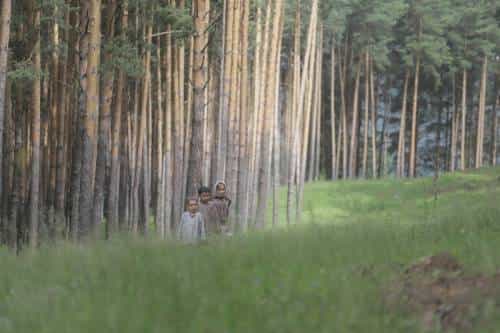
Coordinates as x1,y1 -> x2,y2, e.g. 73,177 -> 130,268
213,181 -> 231,234
198,186 -> 218,235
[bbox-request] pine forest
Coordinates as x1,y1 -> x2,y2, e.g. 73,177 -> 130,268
0,0 -> 499,249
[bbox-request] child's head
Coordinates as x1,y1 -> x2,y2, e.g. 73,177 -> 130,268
215,181 -> 226,198
198,186 -> 212,204
186,197 -> 199,214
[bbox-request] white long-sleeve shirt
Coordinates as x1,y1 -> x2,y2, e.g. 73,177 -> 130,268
177,212 -> 206,243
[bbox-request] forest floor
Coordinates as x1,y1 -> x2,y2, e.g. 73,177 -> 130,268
1,167 -> 500,333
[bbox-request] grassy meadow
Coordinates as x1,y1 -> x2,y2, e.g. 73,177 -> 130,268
1,167 -> 499,333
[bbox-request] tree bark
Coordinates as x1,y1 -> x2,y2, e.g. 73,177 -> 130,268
492,93 -> 498,166
94,0 -> 117,230
475,55 -> 487,168
409,56 -> 420,178
257,0 -> 283,229
460,69 -> 467,170
362,51 -> 369,178
0,0 -> 12,224
397,70 -> 410,177
348,63 -> 361,179
330,42 -> 337,180
78,0 -> 102,239
238,0 -> 250,231
29,2 -> 42,248
108,0 -> 128,236
286,2 -> 300,226
369,57 -> 377,178
186,0 -> 210,197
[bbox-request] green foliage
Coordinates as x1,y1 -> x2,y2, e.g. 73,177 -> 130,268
398,0 -> 457,82
1,168 -> 500,333
102,38 -> 144,78
7,60 -> 43,82
448,0 -> 500,71
155,4 -> 194,40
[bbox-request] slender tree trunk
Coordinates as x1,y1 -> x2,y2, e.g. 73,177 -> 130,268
29,3 -> 42,248
94,0 -> 116,229
460,69 -> 467,170
286,2 -> 300,226
369,58 -> 377,178
163,23 -> 174,236
108,0 -> 128,236
272,21 -> 284,227
186,0 -> 210,197
450,74 -> 457,172
475,55 -> 487,168
296,1 -> 318,222
315,44 -> 322,181
218,0 -> 234,180
397,70 -> 410,177
492,93 -> 498,166
78,0 -> 102,239
348,63 -> 361,179
238,0 -> 250,231
409,56 -> 420,178
362,51 -> 369,178
338,47 -> 348,179
0,0 -> 12,225
257,0 -> 283,229
330,42 -> 337,180
226,0 -> 241,229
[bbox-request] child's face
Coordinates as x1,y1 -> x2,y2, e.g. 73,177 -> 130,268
216,184 -> 226,197
187,200 -> 199,214
200,191 -> 211,204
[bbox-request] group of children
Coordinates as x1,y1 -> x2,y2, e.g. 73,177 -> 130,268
177,181 -> 232,244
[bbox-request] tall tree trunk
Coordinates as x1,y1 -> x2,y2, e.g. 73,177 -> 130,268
108,0 -> 128,236
338,47 -> 348,179
397,70 -> 410,177
361,51 -> 369,178
226,0 -> 241,229
217,0 -> 234,180
133,23 -> 152,234
286,2 -> 300,226
348,64 -> 361,179
163,23 -> 174,236
369,58 -> 377,178
238,0 -> 250,231
78,0 -> 102,239
330,42 -> 337,180
314,37 -> 322,181
475,55 -> 487,168
450,74 -> 457,172
257,0 -> 283,229
29,2 -> 42,248
94,0 -> 117,229
186,0 -> 210,197
272,20 -> 284,227
492,93 -> 498,166
296,0 -> 318,222
460,68 -> 467,170
0,0 -> 12,224
409,56 -> 420,178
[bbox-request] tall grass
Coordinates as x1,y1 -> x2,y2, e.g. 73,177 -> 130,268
0,167 -> 499,333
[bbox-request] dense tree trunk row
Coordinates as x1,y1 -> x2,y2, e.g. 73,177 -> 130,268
0,0 -> 498,248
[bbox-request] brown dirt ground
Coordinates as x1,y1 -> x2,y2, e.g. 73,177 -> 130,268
384,253 -> 500,332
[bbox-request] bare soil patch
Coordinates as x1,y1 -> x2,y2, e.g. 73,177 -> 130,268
385,253 -> 500,332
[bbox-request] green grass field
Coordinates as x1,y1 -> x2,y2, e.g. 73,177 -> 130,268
1,167 -> 499,333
